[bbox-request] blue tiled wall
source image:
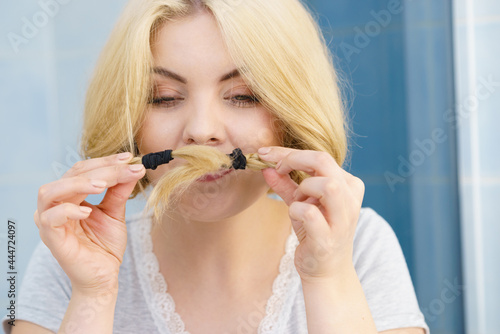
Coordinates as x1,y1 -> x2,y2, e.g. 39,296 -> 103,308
305,0 -> 464,333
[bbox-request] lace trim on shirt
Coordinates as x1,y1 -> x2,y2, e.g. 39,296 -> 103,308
131,212 -> 188,334
258,227 -> 301,334
131,211 -> 300,334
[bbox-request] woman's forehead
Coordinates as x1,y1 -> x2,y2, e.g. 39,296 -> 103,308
151,12 -> 237,83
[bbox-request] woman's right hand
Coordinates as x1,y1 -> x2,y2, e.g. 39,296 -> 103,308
33,152 -> 145,296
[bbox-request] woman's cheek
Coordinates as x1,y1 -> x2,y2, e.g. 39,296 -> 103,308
235,111 -> 281,152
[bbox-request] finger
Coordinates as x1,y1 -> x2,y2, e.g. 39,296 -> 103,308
294,176 -> 348,214
259,146 -> 342,177
296,175 -> 364,229
37,176 -> 108,214
296,175 -> 357,230
261,167 -> 298,206
345,175 -> 365,207
37,202 -> 92,248
81,164 -> 145,186
63,152 -> 134,178
289,201 -> 330,243
79,164 -> 145,221
98,177 -> 144,221
38,164 -> 145,213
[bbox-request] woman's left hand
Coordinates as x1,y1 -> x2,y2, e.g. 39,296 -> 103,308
258,146 -> 365,283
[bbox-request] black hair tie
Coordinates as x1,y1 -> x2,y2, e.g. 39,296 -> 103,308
142,150 -> 173,170
141,148 -> 246,170
229,148 -> 247,170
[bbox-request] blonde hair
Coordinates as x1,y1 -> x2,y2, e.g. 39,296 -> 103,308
128,145 -> 276,219
80,0 -> 350,217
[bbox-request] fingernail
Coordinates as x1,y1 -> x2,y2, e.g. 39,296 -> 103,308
129,164 -> 144,172
80,206 -> 92,214
118,152 -> 132,161
258,147 -> 271,155
91,180 -> 107,188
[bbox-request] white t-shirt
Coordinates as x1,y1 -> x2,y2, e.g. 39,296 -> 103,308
2,207 -> 429,334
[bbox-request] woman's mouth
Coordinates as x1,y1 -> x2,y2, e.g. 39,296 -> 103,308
196,168 -> 234,182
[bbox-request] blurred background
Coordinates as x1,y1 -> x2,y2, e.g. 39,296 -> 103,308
1,0 -> 498,333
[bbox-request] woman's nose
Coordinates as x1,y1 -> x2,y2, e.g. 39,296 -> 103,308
182,102 -> 226,145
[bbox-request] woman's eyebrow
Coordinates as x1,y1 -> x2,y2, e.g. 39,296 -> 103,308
152,67 -> 241,84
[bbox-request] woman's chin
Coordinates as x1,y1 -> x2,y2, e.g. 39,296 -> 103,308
161,171 -> 270,223
173,197 -> 241,223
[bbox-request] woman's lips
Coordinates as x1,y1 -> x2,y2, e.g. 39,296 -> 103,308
196,168 -> 234,182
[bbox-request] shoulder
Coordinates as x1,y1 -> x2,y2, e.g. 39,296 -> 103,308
352,209 -> 429,334
354,207 -> 396,242
352,208 -> 406,279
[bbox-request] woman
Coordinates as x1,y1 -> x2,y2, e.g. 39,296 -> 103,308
4,0 -> 429,333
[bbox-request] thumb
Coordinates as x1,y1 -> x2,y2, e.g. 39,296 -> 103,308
261,168 -> 298,206
98,178 -> 142,221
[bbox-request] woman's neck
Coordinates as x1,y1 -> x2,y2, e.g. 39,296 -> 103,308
150,194 -> 292,294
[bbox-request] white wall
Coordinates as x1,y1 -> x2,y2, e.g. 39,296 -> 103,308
453,0 -> 500,333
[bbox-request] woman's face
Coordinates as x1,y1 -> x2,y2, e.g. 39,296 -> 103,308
136,11 -> 282,221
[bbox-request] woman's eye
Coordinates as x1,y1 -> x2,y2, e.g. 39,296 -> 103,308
229,95 -> 260,107
149,97 -> 180,108
149,95 -> 259,108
